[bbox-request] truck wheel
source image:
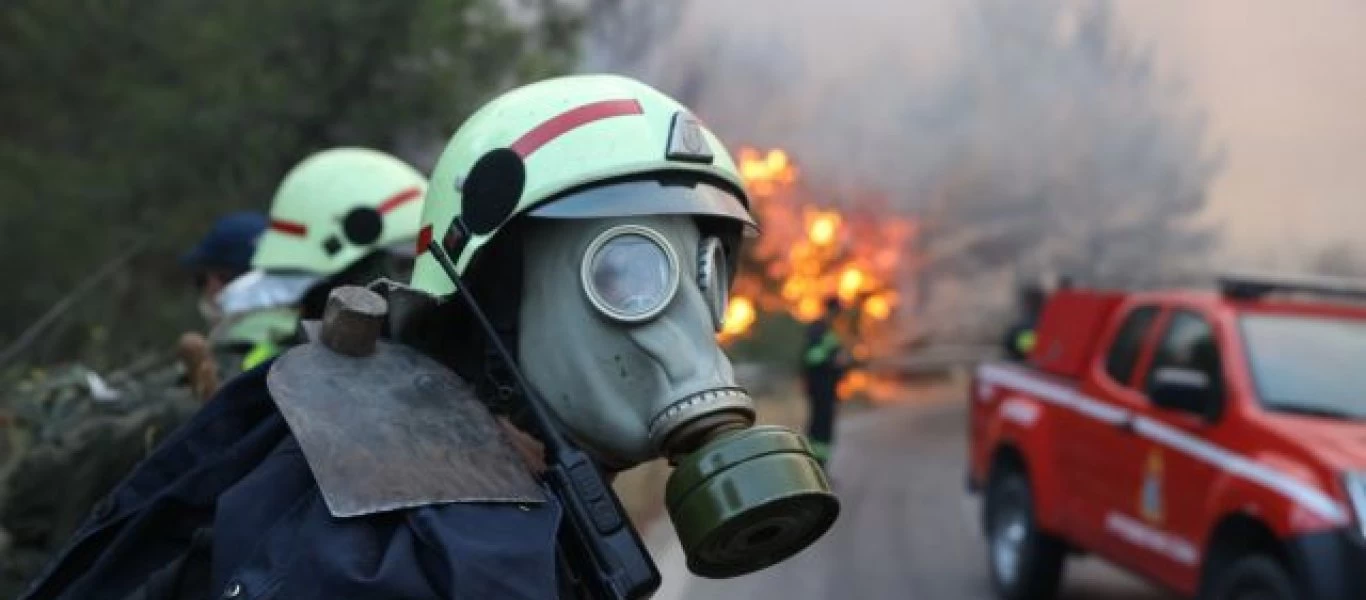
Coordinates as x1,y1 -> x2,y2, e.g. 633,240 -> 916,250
1203,555 -> 1297,600
985,468 -> 1065,600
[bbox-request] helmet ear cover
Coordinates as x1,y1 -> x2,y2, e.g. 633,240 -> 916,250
462,148 -> 525,236
342,206 -> 384,246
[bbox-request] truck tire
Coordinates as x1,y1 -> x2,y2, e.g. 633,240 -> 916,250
1202,555 -> 1297,600
985,467 -> 1065,600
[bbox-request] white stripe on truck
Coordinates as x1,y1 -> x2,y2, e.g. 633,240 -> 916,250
977,363 -> 1347,523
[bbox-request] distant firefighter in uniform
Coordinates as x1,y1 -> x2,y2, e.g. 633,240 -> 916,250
803,296 -> 851,468
1003,283 -> 1046,362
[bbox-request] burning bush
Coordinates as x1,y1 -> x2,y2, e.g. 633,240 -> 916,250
724,147 -> 919,400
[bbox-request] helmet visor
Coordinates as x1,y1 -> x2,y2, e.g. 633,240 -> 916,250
528,177 -> 758,237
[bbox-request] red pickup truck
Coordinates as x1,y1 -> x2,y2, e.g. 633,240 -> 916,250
968,273 -> 1366,600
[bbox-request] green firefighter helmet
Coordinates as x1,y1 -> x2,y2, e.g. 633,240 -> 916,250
409,74 -> 756,296
253,147 -> 427,276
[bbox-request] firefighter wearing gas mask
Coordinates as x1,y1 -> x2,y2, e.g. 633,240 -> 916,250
18,76 -> 833,600
402,74 -> 839,583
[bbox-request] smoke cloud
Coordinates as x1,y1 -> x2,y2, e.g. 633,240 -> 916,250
1117,1 -> 1366,263
589,0 -> 1366,265
588,0 -> 1237,340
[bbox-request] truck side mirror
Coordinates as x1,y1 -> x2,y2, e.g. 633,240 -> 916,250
1149,367 -> 1217,420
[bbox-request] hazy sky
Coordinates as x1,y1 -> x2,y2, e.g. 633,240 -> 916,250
1118,1 -> 1366,256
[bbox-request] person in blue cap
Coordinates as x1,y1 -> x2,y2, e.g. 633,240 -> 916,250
180,211 -> 268,328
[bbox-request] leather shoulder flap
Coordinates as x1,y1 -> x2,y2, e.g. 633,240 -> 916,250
266,337 -> 543,518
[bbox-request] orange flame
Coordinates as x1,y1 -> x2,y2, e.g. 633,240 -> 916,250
737,148 -> 798,197
721,296 -> 757,340
837,267 -> 866,302
807,212 -> 840,247
863,293 -> 894,321
837,370 -> 870,400
796,296 -> 824,322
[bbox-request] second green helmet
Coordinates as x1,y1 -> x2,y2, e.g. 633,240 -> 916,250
253,147 -> 427,277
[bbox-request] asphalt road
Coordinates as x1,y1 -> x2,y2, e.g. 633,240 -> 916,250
653,400 -> 1181,600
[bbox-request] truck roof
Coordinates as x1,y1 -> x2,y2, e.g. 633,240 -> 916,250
1122,289 -> 1366,320
1028,279 -> 1366,379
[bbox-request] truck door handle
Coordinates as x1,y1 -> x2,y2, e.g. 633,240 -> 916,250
1115,417 -> 1135,434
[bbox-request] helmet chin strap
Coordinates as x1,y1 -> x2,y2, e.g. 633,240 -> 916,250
459,222 -> 526,417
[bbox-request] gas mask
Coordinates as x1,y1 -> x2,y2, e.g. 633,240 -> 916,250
519,214 -> 838,578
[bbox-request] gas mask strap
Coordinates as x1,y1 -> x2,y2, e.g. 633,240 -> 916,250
482,347 -> 521,415
471,226 -> 526,416
426,224 -> 665,600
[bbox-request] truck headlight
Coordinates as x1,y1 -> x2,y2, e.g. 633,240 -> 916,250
1344,472 -> 1366,536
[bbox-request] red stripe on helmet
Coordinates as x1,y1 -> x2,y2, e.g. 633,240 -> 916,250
270,220 -> 307,237
510,99 -> 644,158
416,224 -> 433,255
377,187 -> 423,215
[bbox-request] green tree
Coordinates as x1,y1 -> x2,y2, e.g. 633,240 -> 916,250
0,0 -> 581,368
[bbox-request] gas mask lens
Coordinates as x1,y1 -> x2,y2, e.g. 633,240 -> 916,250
697,237 -> 729,332
582,225 -> 680,322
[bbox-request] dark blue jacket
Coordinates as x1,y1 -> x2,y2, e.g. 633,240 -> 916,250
21,361 -> 563,600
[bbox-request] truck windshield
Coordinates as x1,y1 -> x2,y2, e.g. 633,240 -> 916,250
1241,313 -> 1366,420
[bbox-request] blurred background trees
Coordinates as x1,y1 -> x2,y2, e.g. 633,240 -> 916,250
0,0 -> 581,369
